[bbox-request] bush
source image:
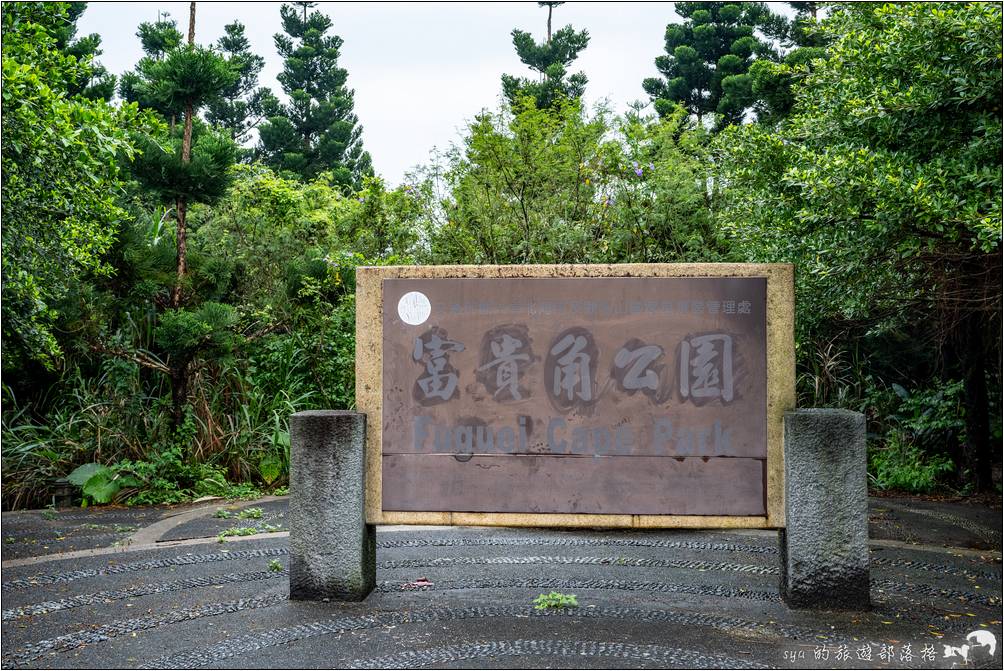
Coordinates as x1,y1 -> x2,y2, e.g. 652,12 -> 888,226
866,381 -> 965,493
869,432 -> 955,493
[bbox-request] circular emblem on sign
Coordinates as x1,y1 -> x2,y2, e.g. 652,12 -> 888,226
398,291 -> 431,325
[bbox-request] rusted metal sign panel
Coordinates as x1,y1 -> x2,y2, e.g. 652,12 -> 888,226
380,276 -> 767,516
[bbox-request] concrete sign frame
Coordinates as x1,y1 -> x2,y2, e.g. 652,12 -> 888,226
356,264 -> 795,529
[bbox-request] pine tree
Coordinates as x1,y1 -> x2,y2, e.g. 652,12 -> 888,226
747,2 -> 828,125
501,2 -> 590,110
125,2 -> 239,425
642,2 -> 780,129
257,2 -> 372,187
118,13 -> 185,119
206,21 -> 278,146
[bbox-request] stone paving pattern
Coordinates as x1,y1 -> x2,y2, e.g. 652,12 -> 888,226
1,496 -> 1000,669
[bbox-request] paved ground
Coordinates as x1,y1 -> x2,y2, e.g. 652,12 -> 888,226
1,496 -> 1000,669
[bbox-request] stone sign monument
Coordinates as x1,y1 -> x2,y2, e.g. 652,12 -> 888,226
289,263 -> 869,609
358,264 -> 793,528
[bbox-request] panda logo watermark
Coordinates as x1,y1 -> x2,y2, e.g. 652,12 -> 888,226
942,630 -> 996,666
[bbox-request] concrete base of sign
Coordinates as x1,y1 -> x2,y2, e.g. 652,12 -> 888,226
288,410 -> 375,601
780,409 -> 870,610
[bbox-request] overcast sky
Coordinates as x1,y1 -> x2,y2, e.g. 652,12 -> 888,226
78,2 -> 783,186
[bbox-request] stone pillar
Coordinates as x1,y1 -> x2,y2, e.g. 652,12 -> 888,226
780,409 -> 870,610
288,410 -> 375,601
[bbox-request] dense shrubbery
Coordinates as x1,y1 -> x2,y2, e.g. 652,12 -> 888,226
2,2 -> 1000,508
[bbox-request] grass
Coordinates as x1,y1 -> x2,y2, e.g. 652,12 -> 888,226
532,592 -> 578,610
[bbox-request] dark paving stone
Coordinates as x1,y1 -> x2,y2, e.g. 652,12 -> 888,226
3,506 -> 169,562
158,500 -> 288,542
869,497 -> 1003,550
1,496 -> 1001,669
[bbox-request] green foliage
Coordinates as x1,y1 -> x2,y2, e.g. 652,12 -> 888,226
862,380 -> 965,493
257,3 -> 372,187
67,463 -> 141,504
128,44 -> 238,118
716,2 -> 1002,488
1,2 -> 151,371
501,3 -> 589,110
137,15 -> 183,60
217,526 -> 258,541
57,3 -> 116,100
207,21 -> 277,146
416,98 -> 718,266
533,592 -> 579,609
643,2 -> 782,128
869,432 -> 955,494
155,302 -> 238,361
131,125 -> 239,204
2,0 -> 998,507
268,559 -> 284,572
213,506 -> 264,519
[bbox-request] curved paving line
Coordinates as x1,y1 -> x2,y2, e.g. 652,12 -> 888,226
14,511 -> 163,522
139,605 -> 825,669
379,556 -> 780,574
347,639 -> 772,670
377,537 -> 780,554
1,547 -> 289,590
2,568 -> 287,622
377,576 -> 999,617
870,556 -> 1000,580
380,556 -> 998,611
2,531 -> 130,545
881,503 -> 1002,546
5,583 -> 981,667
382,539 -> 998,579
872,579 -> 1001,608
5,539 -> 996,590
1,592 -> 286,668
376,578 -> 781,602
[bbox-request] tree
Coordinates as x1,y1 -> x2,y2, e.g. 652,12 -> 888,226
716,2 -> 1002,489
55,2 -> 116,100
125,2 -> 239,424
501,2 -> 590,110
642,2 -> 780,129
257,2 -> 372,187
1,1 -> 148,371
414,97 -> 716,266
206,21 -> 277,147
118,14 -> 185,119
747,2 -> 829,125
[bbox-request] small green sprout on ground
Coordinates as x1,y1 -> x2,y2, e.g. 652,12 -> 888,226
267,559 -> 283,572
261,523 -> 281,533
217,526 -> 258,542
533,592 -> 578,610
41,509 -> 57,521
217,507 -> 263,520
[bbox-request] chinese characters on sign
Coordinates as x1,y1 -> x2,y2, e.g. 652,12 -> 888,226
382,276 -> 768,516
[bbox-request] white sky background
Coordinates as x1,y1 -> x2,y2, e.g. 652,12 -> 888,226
78,2 -> 790,187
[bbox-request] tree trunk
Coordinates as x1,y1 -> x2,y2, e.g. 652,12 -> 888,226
170,359 -> 190,428
172,97 -> 195,308
546,4 -> 553,43
959,309 -> 992,492
941,254 -> 996,493
171,197 -> 188,308
169,2 -> 198,426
